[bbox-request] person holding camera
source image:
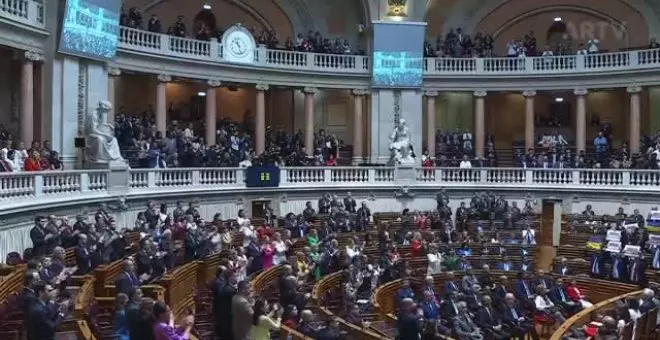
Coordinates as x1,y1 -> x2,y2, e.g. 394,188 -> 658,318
250,298 -> 283,340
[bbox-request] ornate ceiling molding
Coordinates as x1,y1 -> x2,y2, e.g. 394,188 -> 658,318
436,0 -> 660,39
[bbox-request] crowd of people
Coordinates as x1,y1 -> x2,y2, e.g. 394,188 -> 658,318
114,111 -> 343,168
120,7 -> 365,56
10,187 -> 660,340
0,132 -> 62,172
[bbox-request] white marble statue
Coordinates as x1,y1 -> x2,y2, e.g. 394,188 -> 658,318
389,118 -> 415,165
85,100 -> 124,163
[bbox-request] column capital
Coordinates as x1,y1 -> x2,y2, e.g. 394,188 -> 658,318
627,85 -> 642,94
473,91 -> 487,98
256,83 -> 269,91
423,89 -> 439,97
573,88 -> 588,96
522,90 -> 537,97
303,87 -> 318,94
157,74 -> 172,83
352,89 -> 368,96
207,79 -> 222,88
24,50 -> 44,62
108,67 -> 122,77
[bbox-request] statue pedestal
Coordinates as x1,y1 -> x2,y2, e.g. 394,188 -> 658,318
394,165 -> 416,185
87,160 -> 130,193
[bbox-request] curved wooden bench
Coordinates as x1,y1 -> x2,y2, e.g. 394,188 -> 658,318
251,266 -> 313,340
549,289 -> 643,340
312,271 -> 391,340
160,261 -> 199,318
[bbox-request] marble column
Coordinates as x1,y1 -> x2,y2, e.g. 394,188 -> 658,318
574,88 -> 588,152
156,74 -> 171,137
628,85 -> 642,153
205,79 -> 221,146
351,89 -> 366,164
303,87 -> 317,155
21,51 -> 42,145
424,90 -> 439,159
107,67 -> 121,124
474,91 -> 487,157
523,90 -> 536,151
255,83 -> 269,155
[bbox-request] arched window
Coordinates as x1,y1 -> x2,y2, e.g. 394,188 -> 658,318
193,9 -> 218,39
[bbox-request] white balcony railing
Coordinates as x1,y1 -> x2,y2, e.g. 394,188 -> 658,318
0,0 -> 45,28
117,27 -> 660,77
118,27 -> 370,74
3,167 -> 660,206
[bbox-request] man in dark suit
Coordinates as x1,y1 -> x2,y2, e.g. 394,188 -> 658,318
444,272 -> 461,294
397,298 -> 422,340
343,192 -> 357,213
555,257 -> 570,276
298,310 -> 319,338
514,272 -> 535,311
476,296 -> 510,340
478,264 -> 495,290
628,254 -> 646,285
27,282 -> 66,340
441,291 -> 461,320
492,275 -> 509,305
590,251 -> 605,278
30,216 -> 51,258
453,301 -> 483,340
396,279 -> 416,304
421,291 -> 441,320
548,278 -> 580,315
114,259 -> 140,297
213,266 -> 237,340
22,271 -> 39,338
74,234 -> 93,275
640,288 -> 657,314
135,239 -> 154,279
500,293 -> 538,340
533,270 -> 553,290
610,254 -> 629,282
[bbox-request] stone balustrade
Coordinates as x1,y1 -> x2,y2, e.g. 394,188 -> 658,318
0,0 -> 45,28
116,27 -> 660,77
2,167 -> 660,211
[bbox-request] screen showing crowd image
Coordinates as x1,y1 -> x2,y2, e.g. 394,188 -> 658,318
372,21 -> 426,88
58,0 -> 122,61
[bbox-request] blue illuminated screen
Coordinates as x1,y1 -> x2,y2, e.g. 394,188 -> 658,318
372,22 -> 426,88
59,0 -> 122,61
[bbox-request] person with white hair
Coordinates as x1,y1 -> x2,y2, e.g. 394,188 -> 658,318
640,288 -> 657,313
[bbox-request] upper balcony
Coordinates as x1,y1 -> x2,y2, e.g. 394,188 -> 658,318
0,0 -> 47,51
116,26 -> 660,90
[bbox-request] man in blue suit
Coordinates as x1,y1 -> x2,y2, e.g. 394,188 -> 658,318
421,290 -> 441,320
444,272 -> 461,294
533,270 -> 553,290
610,254 -> 629,282
514,272 -> 535,311
548,278 -> 580,315
590,251 -> 605,278
628,254 -> 647,285
501,293 -> 538,340
396,279 -> 416,306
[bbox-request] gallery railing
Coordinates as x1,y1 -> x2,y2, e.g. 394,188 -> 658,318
117,27 -> 660,77
2,167 -> 660,204
0,0 -> 45,29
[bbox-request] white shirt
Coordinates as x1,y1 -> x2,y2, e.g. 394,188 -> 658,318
459,160 -> 472,168
534,295 -> 555,311
427,252 -> 443,275
346,245 -> 360,259
240,224 -> 255,247
522,229 -> 536,245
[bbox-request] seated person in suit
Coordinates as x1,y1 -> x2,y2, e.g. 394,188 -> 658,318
521,225 -> 536,245
533,285 -> 566,326
452,301 -> 484,340
639,288 -> 657,314
521,257 -> 534,273
478,264 -> 495,291
514,272 -> 535,311
396,279 -> 416,305
421,291 -> 441,320
555,257 -> 570,276
297,309 -> 319,338
462,268 -> 481,292
465,284 -> 484,312
496,256 -> 513,271
441,291 -> 461,320
548,278 -> 581,315
316,317 -> 347,340
75,234 -> 94,275
444,272 -> 461,294
501,293 -> 538,340
492,275 -> 509,305
533,269 -> 553,290
421,276 -> 440,305
476,296 -> 510,340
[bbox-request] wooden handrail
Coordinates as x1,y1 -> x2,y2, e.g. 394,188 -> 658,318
548,289 -> 644,340
251,265 -> 313,340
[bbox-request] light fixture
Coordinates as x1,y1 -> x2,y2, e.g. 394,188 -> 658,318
203,4 -> 211,9
555,97 -> 564,103
197,91 -> 206,97
554,17 -> 562,22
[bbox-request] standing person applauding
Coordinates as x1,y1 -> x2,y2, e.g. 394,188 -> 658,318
152,301 -> 194,340
250,298 -> 283,340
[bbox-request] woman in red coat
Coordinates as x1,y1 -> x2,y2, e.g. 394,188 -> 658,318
566,278 -> 593,308
24,151 -> 41,171
411,232 -> 424,258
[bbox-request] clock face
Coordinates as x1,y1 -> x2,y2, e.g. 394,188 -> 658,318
225,30 -> 254,63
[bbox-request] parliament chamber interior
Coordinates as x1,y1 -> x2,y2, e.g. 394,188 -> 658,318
2,0 -> 660,340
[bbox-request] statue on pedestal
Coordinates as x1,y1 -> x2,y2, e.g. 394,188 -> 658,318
85,100 -> 124,164
389,118 -> 415,165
